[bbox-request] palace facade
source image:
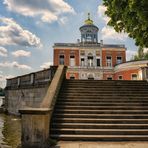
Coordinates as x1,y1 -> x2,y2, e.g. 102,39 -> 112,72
53,14 -> 148,80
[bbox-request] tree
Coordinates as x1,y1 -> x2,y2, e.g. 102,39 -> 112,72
0,87 -> 4,96
133,47 -> 148,60
103,0 -> 148,48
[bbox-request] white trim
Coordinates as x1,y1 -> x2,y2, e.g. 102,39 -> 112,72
118,75 -> 123,80
59,54 -> 65,65
106,55 -> 112,67
131,73 -> 138,80
114,60 -> 148,72
102,48 -> 125,51
116,56 -> 122,65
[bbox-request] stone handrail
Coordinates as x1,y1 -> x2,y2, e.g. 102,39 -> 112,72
19,65 -> 66,148
40,65 -> 65,109
6,66 -> 57,89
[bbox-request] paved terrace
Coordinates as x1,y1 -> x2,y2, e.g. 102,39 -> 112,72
52,141 -> 148,148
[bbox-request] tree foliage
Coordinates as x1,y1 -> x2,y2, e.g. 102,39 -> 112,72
103,0 -> 148,48
133,47 -> 148,60
0,88 -> 4,96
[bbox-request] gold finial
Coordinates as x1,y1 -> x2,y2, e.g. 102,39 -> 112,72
85,12 -> 93,25
88,13 -> 90,19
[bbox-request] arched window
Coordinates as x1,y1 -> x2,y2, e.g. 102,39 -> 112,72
88,73 -> 94,80
87,53 -> 93,67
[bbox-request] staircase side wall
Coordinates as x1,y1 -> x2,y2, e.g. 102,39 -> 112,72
5,86 -> 49,115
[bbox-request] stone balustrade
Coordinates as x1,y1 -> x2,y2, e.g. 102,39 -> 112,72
6,66 -> 57,89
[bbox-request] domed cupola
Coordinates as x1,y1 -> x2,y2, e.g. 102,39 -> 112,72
79,13 -> 99,43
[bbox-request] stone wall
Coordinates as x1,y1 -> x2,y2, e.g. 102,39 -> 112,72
5,66 -> 57,115
6,86 -> 49,115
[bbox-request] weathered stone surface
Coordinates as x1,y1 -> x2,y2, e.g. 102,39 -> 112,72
6,87 -> 49,115
52,141 -> 148,148
19,65 -> 66,148
21,109 -> 50,148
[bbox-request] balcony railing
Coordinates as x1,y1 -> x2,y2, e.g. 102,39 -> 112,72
6,66 -> 57,89
67,66 -> 113,70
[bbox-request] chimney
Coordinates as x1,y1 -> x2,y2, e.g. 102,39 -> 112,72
100,40 -> 103,46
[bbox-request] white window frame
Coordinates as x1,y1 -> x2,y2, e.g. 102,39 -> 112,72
106,56 -> 112,67
96,57 -> 101,67
81,58 -> 85,67
116,56 -> 122,64
59,55 -> 65,65
131,73 -> 138,80
118,75 -> 123,80
70,55 -> 75,67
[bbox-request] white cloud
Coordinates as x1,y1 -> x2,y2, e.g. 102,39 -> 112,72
59,16 -> 68,25
0,61 -> 32,70
0,74 -> 14,88
126,50 -> 137,61
0,74 -> 14,81
101,26 -> 128,41
144,48 -> 148,53
0,47 -> 8,57
12,50 -> 31,57
97,5 -> 110,24
40,61 -> 53,69
3,0 -> 75,23
98,5 -> 128,41
0,17 -> 42,47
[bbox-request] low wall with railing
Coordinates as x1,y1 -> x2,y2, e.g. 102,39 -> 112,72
5,66 -> 57,115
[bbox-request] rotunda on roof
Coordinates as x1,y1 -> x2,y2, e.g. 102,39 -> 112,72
79,13 -> 99,43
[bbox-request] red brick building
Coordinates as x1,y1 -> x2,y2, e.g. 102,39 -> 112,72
53,14 -> 148,80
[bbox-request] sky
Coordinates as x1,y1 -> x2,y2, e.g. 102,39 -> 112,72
0,0 -> 140,88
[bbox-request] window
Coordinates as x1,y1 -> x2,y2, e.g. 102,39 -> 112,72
88,74 -> 94,80
30,74 -> 34,84
132,74 -> 138,80
70,55 -> 75,66
117,57 -> 122,64
86,34 -> 92,42
118,75 -> 123,80
80,51 -> 85,56
70,76 -> 75,79
81,58 -> 85,66
107,77 -> 112,80
106,56 -> 112,67
96,59 -> 100,67
59,55 -> 64,65
88,56 -> 93,67
87,53 -> 93,67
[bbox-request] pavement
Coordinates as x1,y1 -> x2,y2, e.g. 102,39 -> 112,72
52,141 -> 148,148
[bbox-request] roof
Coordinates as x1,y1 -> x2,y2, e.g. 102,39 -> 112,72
53,42 -> 125,48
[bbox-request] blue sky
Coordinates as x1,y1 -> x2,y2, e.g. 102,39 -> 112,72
0,0 -> 139,87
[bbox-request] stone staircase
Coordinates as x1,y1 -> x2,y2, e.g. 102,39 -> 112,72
50,80 -> 148,141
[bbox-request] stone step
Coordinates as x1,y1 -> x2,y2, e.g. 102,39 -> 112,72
59,93 -> 148,97
56,102 -> 148,106
50,134 -> 148,141
58,98 -> 148,104
51,123 -> 148,129
51,79 -> 148,141
54,113 -> 148,119
52,118 -> 148,124
60,90 -> 148,94
58,96 -> 148,100
61,85 -> 148,90
61,88 -> 148,91
59,95 -> 148,99
54,109 -> 148,114
63,82 -> 148,85
64,80 -> 147,84
55,105 -> 148,110
65,79 -> 146,81
51,128 -> 148,135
